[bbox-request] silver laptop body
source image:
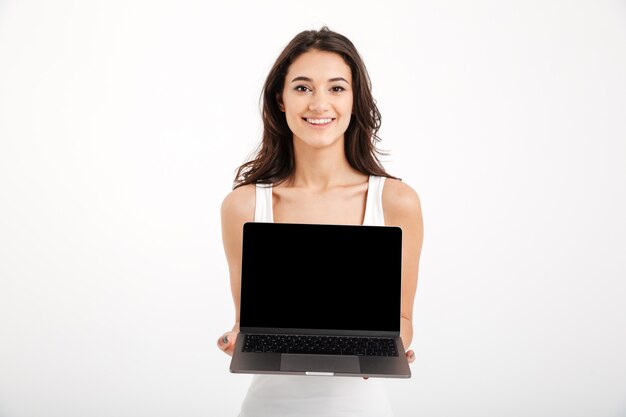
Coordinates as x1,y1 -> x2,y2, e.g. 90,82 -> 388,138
229,222 -> 411,378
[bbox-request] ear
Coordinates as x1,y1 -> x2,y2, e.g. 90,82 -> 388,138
276,93 -> 285,112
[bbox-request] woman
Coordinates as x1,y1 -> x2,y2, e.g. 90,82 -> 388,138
217,26 -> 424,416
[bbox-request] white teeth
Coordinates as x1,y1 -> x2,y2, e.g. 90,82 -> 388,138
306,118 -> 333,125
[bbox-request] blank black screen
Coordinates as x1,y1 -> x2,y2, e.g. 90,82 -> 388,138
240,222 -> 402,332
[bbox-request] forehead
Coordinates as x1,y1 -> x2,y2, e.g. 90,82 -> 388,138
286,50 -> 352,82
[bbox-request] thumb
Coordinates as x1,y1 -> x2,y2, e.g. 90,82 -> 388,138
217,333 -> 232,350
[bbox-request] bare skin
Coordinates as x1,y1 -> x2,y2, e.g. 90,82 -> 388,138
217,50 -> 424,378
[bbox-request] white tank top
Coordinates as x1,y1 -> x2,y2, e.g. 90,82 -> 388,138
238,175 -> 394,417
254,175 -> 387,226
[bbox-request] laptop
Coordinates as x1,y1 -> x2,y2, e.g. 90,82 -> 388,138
229,221 -> 411,378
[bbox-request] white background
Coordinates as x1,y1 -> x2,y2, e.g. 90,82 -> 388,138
1,0 -> 625,416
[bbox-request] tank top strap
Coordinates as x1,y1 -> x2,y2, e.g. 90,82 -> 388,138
363,175 -> 386,226
254,183 -> 274,223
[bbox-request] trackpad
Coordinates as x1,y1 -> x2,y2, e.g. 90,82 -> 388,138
280,354 -> 360,373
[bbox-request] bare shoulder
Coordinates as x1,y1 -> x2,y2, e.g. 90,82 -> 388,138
382,178 -> 422,224
221,184 -> 256,224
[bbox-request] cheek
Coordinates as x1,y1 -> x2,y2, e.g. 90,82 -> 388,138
342,97 -> 354,116
283,98 -> 304,117
342,99 -> 353,119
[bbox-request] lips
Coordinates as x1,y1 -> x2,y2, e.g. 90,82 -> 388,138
303,117 -> 335,126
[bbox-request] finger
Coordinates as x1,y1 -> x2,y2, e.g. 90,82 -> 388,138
406,350 -> 415,363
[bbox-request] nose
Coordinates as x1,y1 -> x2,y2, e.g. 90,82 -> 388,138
308,92 -> 331,113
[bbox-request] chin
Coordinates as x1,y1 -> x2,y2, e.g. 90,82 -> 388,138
296,135 -> 343,149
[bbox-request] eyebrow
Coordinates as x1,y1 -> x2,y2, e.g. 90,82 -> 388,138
290,76 -> 350,84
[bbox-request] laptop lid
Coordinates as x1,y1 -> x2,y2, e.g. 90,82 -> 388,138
239,222 -> 402,336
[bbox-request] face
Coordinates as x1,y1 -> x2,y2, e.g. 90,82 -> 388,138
279,49 -> 353,150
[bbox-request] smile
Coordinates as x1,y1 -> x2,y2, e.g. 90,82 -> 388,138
302,117 -> 335,125
303,117 -> 335,126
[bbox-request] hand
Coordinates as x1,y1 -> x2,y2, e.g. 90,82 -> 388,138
217,330 -> 239,357
363,349 -> 415,380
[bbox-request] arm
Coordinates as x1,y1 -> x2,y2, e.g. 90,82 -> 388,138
401,316 -> 413,351
216,185 -> 256,356
383,179 -> 424,356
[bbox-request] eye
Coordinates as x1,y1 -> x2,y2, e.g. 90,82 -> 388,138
294,85 -> 311,92
331,86 -> 345,93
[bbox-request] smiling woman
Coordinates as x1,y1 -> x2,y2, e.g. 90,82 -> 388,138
280,50 -> 354,150
232,26 -> 391,188
216,26 -> 424,416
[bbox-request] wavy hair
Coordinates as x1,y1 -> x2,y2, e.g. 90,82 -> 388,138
233,26 -> 397,189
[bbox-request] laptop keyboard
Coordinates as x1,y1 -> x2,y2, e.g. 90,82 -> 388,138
242,334 -> 399,357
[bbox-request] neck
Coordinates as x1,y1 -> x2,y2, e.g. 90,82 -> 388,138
289,137 -> 363,191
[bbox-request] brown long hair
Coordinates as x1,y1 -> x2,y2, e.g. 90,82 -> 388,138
233,26 -> 398,189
